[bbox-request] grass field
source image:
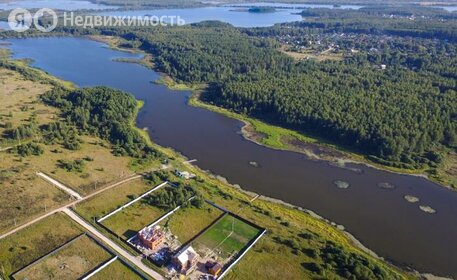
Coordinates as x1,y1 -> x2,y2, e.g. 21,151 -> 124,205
0,68 -> 55,148
13,235 -> 112,280
192,214 -> 260,259
76,179 -> 152,220
0,162 -> 69,233
0,47 -> 412,280
0,213 -> 83,276
102,199 -> 166,239
90,260 -> 143,280
0,65 -> 139,233
101,185 -> 195,239
160,204 -> 223,245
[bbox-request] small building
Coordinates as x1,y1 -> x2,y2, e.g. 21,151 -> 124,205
206,261 -> 223,277
380,64 -> 387,70
175,170 -> 196,180
172,245 -> 200,276
138,226 -> 165,251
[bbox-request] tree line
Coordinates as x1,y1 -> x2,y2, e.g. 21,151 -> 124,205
41,86 -> 163,160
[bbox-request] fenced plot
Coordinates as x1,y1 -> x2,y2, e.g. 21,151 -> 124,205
12,234 -> 113,280
99,183 -> 180,240
0,213 -> 83,274
159,203 -> 225,246
192,214 -> 262,260
89,259 -> 145,280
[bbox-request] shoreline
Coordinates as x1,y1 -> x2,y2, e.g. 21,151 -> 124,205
54,35 -> 451,191
77,36 -> 450,278
188,93 -> 444,184
1,35 -> 448,279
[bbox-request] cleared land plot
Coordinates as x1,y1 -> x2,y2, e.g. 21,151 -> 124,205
160,204 -> 224,246
192,214 -> 261,259
101,187 -> 176,239
0,213 -> 83,274
0,164 -> 69,233
75,179 -> 152,220
13,235 -> 112,280
0,66 -> 136,232
0,68 -> 55,148
0,66 -> 136,196
90,259 -> 144,280
14,136 -> 134,195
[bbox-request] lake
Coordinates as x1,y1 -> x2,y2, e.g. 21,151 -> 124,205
437,6 -> 457,12
5,37 -> 457,278
97,6 -> 304,27
0,0 -> 117,10
0,21 -> 9,30
225,2 -> 363,10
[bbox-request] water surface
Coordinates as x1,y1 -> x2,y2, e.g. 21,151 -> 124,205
225,2 -> 363,9
0,21 -> 9,30
5,37 -> 457,278
97,6 -> 303,27
436,6 -> 457,12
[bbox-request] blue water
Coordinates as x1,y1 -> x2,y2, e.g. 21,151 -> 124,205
437,6 -> 457,12
97,6 -> 304,27
5,37 -> 457,278
0,21 -> 9,30
0,0 -> 117,11
225,2 -> 363,10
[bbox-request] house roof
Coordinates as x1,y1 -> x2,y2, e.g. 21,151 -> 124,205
176,246 -> 198,264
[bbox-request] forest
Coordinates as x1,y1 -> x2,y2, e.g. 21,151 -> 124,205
41,86 -> 163,160
89,17 -> 456,168
2,6 -> 456,169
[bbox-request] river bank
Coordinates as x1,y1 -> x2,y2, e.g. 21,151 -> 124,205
72,34 -> 457,191
0,46 -> 415,279
8,36 -> 457,278
188,93 -> 445,177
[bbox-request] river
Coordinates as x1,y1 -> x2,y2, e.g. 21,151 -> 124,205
96,4 -> 360,27
4,37 -> 457,278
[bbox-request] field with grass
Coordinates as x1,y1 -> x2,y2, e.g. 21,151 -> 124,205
90,260 -> 143,280
102,198 -> 167,239
1,135 -> 135,194
0,68 -> 55,148
192,214 -> 260,259
0,213 -> 83,277
170,169 -> 410,280
0,164 -> 69,233
161,204 -> 224,245
0,46 -> 413,280
280,46 -> 344,62
0,63 -> 142,234
76,179 -> 152,220
13,235 -> 112,280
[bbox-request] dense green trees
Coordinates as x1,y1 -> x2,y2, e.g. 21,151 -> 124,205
208,64 -> 456,166
3,7 -> 455,167
41,86 -> 163,159
125,24 -> 291,83
12,143 -> 43,157
147,186 -> 196,210
57,159 -> 86,172
41,122 -> 82,150
320,242 -> 388,280
107,21 -> 456,167
6,122 -> 39,142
